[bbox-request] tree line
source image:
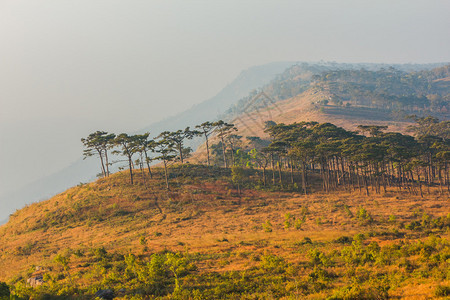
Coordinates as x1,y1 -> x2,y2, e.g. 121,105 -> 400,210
82,117 -> 449,195
312,65 -> 450,112
237,117 -> 449,196
81,120 -> 236,189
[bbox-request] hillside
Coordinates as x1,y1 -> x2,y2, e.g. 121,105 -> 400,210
2,62 -> 447,224
225,63 -> 450,120
0,165 -> 449,299
0,61 -> 295,224
0,62 -> 449,299
230,90 -> 415,142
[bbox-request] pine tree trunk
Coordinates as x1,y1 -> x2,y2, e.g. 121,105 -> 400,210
262,167 -> 266,187
340,157 -> 346,189
301,161 -> 307,195
140,162 -> 147,188
144,151 -> 153,179
163,160 -> 169,190
104,150 -> 110,176
290,158 -> 294,184
221,136 -> 227,168
98,149 -> 106,177
444,162 -> 449,193
416,168 -> 423,198
230,146 -> 235,167
205,132 -> 210,166
278,161 -> 283,187
382,163 -> 387,193
271,154 -> 276,185
356,166 -> 362,193
178,143 -> 184,164
363,167 -> 369,196
128,155 -> 134,184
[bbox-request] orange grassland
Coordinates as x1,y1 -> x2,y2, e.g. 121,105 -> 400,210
0,165 -> 448,299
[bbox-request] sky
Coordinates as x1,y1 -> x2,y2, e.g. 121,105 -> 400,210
0,0 -> 449,196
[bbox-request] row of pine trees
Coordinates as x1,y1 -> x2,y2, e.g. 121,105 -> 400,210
253,117 -> 449,196
82,116 -> 449,196
81,120 -> 236,189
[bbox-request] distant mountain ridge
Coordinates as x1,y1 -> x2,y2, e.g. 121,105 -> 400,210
224,62 -> 449,119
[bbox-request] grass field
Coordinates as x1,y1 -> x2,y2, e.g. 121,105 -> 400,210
0,164 -> 449,299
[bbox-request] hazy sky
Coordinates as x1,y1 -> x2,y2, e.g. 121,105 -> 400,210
1,0 -> 449,195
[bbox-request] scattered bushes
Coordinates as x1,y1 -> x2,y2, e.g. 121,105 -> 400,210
6,234 -> 450,299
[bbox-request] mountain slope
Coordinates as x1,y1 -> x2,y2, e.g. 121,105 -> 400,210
0,165 -> 448,299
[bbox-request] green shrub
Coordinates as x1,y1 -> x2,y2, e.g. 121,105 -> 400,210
434,285 -> 450,297
315,217 -> 323,226
73,249 -> 84,257
344,205 -> 353,218
284,213 -> 292,229
309,249 -> 331,267
300,237 -> 313,245
300,206 -> 309,216
260,254 -> 286,272
0,282 -> 10,298
308,266 -> 335,284
405,221 -> 421,231
356,207 -> 372,225
262,220 -> 272,232
353,233 -> 365,245
335,236 -> 352,244
388,214 -> 396,223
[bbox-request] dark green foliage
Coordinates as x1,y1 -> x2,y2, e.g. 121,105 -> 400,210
435,285 -> 450,297
335,236 -> 353,244
0,282 -> 10,298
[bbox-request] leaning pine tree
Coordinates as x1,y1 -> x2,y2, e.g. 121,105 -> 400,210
155,135 -> 177,190
195,121 -> 215,166
81,131 -> 116,177
113,133 -> 140,184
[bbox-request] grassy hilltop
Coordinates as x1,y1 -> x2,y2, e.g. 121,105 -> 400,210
0,164 -> 449,299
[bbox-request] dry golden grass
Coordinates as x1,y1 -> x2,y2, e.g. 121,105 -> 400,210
0,165 -> 448,299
